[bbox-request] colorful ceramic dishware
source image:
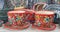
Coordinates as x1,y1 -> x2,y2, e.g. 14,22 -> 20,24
35,11 -> 54,25
33,3 -> 47,11
8,11 -> 26,25
32,11 -> 56,30
3,10 -> 30,30
25,9 -> 35,24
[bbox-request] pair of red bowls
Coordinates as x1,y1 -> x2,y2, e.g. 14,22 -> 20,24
3,9 -> 56,30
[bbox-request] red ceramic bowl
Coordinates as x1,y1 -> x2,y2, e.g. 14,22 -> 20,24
8,10 -> 26,25
32,11 -> 56,30
7,10 -> 30,30
35,11 -> 55,24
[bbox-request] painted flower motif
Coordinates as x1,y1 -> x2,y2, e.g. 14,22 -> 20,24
37,20 -> 41,26
44,17 -> 50,23
34,22 -> 41,26
34,20 -> 41,26
37,22 -> 41,26
16,16 -> 22,21
35,15 -> 39,19
40,16 -> 44,18
15,14 -> 21,21
9,17 -> 15,24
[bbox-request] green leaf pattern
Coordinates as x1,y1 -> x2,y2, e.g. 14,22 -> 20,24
9,17 -> 15,24
16,16 -> 22,21
37,22 -> 41,26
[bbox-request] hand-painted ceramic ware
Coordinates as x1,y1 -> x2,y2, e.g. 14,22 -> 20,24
8,11 -> 25,25
7,10 -> 30,30
32,11 -> 56,30
34,11 -> 54,25
33,3 -> 47,11
25,9 -> 35,24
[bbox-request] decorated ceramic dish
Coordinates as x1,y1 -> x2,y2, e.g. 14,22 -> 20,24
35,11 -> 54,24
33,3 -> 47,11
32,11 -> 56,30
3,10 -> 30,30
25,9 -> 35,24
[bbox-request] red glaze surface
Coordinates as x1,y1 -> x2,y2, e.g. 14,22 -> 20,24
32,11 -> 56,30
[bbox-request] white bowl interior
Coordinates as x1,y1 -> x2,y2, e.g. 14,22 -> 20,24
35,11 -> 54,14
8,11 -> 25,13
